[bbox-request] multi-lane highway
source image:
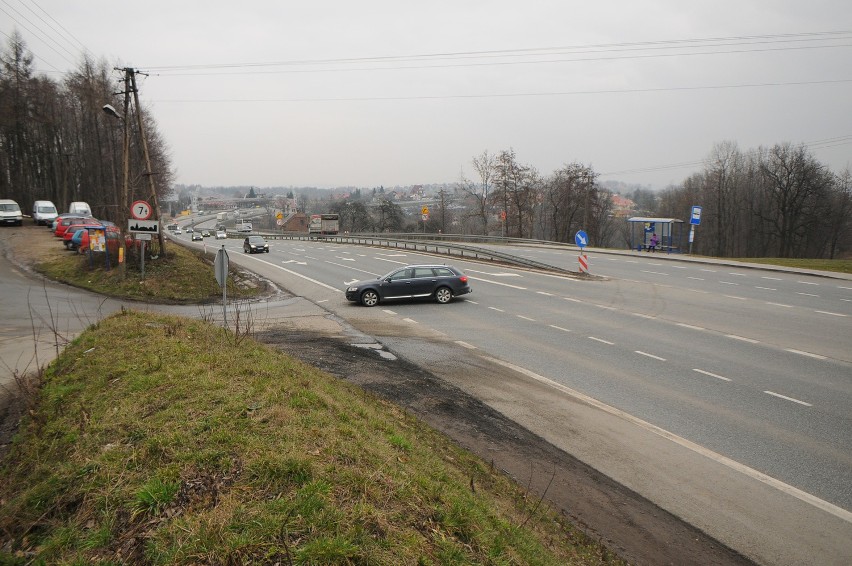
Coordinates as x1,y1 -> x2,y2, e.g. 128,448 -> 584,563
175,221 -> 852,564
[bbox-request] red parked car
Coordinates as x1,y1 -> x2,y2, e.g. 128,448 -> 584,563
54,215 -> 94,238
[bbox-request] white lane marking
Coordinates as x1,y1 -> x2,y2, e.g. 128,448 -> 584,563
537,291 -> 554,296
466,269 -> 522,277
700,268 -> 717,272
693,368 -> 732,382
797,281 -> 820,286
723,295 -> 747,300
382,309 -> 397,315
467,276 -> 527,290
670,265 -> 687,269
488,306 -> 505,312
244,256 -> 341,291
641,270 -> 668,276
375,257 -> 409,265
588,336 -> 614,345
648,262 -> 664,266
483,356 -> 852,524
687,276 -> 705,281
841,298 -> 852,302
785,348 -> 827,360
455,341 -> 477,349
625,260 -> 638,264
764,391 -> 813,407
687,288 -> 710,294
632,313 -> 655,319
281,259 -> 307,265
677,323 -> 705,331
402,318 -> 418,324
797,292 -> 819,297
467,300 -> 480,305
720,281 -> 740,286
755,286 -> 777,291
335,257 -> 356,262
635,350 -> 667,361
595,305 -> 617,311
517,315 -> 536,321
726,334 -> 760,344
549,325 -> 571,332
839,286 -> 852,290
728,273 -> 747,277
564,297 -> 583,303
815,310 -> 847,317
762,276 -> 783,281
766,302 -> 793,308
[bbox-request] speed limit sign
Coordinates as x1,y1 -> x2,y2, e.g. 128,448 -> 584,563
131,200 -> 153,220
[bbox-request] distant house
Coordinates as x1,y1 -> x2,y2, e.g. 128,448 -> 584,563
611,194 -> 636,218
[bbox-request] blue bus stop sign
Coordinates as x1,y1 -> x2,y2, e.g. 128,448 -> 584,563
691,206 -> 702,225
575,230 -> 588,248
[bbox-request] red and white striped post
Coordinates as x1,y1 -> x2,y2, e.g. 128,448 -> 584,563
578,253 -> 589,274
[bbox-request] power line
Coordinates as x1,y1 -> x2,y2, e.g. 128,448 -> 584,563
151,77 -> 852,103
0,0 -> 78,67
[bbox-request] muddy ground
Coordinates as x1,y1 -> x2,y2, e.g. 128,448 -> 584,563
0,225 -> 756,565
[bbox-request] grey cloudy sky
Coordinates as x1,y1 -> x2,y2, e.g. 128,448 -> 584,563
3,0 -> 851,190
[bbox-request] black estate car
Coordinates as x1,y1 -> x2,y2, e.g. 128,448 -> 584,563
345,264 -> 472,307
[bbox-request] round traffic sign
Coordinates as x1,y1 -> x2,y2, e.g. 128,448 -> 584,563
131,200 -> 153,220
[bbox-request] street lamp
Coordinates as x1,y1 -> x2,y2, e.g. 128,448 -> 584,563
102,104 -> 121,121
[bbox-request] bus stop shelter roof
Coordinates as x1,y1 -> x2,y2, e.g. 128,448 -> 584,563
627,217 -> 684,223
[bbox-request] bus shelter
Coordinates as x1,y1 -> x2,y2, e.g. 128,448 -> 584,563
627,217 -> 684,253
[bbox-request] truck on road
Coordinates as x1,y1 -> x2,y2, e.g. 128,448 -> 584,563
308,214 -> 339,237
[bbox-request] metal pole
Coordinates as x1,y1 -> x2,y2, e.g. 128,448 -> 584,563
140,240 -> 146,278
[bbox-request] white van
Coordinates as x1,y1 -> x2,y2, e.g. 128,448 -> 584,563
68,201 -> 92,216
33,200 -> 58,225
0,199 -> 23,226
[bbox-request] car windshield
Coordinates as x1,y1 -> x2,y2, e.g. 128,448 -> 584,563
248,237 -> 265,243
1,203 -> 21,212
38,205 -> 56,213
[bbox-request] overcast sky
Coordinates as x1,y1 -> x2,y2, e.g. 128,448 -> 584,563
2,1 -> 851,190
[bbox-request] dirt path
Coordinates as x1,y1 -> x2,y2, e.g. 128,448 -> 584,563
1,224 -> 756,565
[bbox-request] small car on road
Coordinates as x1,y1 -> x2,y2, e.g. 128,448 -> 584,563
215,230 -> 227,239
345,264 -> 472,307
191,232 -> 203,241
243,236 -> 269,253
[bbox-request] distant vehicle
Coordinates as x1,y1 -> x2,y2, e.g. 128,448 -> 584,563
345,264 -> 472,307
32,200 -> 58,225
215,230 -> 227,240
174,227 -> 182,235
0,199 -> 23,226
243,235 -> 269,253
308,213 -> 339,237
201,229 -> 211,238
68,201 -> 92,216
54,215 -> 94,238
166,223 -> 179,231
71,225 -> 121,254
216,212 -> 227,221
191,232 -> 203,241
237,222 -> 252,233
186,227 -> 193,233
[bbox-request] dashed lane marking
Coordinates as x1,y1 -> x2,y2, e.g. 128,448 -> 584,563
785,348 -> 827,360
588,336 -> 615,345
764,390 -> 813,407
635,350 -> 666,361
693,368 -> 732,382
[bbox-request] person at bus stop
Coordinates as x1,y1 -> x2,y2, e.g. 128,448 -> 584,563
648,232 -> 659,252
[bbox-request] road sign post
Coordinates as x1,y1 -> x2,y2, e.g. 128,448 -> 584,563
215,246 -> 229,327
689,205 -> 702,254
575,230 -> 589,274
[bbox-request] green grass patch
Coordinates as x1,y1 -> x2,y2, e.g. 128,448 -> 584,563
727,257 -> 852,274
35,243 -> 263,303
0,311 -> 623,565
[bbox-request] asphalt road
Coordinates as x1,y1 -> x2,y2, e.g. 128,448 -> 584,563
176,224 -> 852,564
5,221 -> 852,565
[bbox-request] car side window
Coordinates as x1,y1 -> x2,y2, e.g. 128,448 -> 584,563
433,268 -> 453,277
413,268 -> 436,278
388,269 -> 412,281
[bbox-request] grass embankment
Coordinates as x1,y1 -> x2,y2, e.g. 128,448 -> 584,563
35,243 -> 262,303
728,257 -> 852,274
0,312 -> 621,564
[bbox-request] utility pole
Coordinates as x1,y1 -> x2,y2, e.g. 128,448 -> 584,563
127,68 -> 167,254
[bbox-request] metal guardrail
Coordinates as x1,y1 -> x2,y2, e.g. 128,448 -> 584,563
245,231 -> 580,275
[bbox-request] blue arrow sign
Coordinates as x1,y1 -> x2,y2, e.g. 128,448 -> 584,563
575,230 -> 588,248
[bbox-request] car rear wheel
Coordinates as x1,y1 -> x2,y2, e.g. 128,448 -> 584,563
435,287 -> 453,304
360,290 -> 379,307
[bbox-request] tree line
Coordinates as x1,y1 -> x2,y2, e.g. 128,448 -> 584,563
0,32 -> 173,228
